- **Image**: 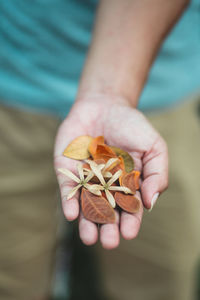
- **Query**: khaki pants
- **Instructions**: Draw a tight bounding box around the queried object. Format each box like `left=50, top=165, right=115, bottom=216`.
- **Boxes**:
left=0, top=105, right=60, bottom=300
left=0, top=98, right=200, bottom=300
left=98, top=97, right=200, bottom=300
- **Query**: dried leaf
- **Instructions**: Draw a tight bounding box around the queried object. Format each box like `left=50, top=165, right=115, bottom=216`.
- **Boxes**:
left=93, top=144, right=117, bottom=161
left=81, top=188, right=116, bottom=224
left=119, top=170, right=141, bottom=193
left=88, top=136, right=105, bottom=157
left=114, top=192, right=140, bottom=213
left=63, top=135, right=93, bottom=160
left=132, top=170, right=140, bottom=190
left=110, top=146, right=134, bottom=172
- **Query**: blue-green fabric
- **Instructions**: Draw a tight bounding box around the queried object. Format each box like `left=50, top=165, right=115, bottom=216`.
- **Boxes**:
left=0, top=0, right=199, bottom=119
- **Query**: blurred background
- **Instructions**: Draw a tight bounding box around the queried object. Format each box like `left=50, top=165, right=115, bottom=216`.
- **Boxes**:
left=0, top=1, right=200, bottom=300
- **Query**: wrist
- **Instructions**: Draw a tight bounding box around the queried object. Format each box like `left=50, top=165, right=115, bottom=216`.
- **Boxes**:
left=75, top=90, right=133, bottom=108
left=77, top=75, right=143, bottom=108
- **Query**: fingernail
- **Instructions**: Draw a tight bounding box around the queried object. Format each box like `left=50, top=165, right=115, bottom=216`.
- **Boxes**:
left=148, top=192, right=159, bottom=212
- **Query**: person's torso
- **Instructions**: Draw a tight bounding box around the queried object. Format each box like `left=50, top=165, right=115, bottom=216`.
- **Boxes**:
left=0, top=0, right=199, bottom=118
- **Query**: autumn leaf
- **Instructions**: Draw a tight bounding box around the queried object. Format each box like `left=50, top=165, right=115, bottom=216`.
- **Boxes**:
left=119, top=170, right=141, bottom=193
left=81, top=188, right=116, bottom=224
left=110, top=146, right=134, bottom=172
left=93, top=144, right=117, bottom=161
left=63, top=135, right=93, bottom=160
left=114, top=192, right=140, bottom=213
left=88, top=136, right=105, bottom=157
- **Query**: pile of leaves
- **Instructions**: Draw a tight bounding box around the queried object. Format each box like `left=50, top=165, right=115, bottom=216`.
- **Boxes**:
left=58, top=136, right=141, bottom=224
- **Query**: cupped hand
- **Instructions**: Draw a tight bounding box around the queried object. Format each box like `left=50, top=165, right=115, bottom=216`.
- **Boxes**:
left=54, top=95, right=168, bottom=249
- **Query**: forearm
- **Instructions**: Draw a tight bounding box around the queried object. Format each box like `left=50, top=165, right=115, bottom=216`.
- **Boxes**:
left=78, top=0, right=189, bottom=106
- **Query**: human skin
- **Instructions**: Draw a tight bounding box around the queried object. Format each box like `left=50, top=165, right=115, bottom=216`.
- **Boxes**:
left=54, top=0, right=189, bottom=249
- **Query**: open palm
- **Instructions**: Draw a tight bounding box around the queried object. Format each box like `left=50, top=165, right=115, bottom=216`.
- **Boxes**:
left=54, top=96, right=168, bottom=249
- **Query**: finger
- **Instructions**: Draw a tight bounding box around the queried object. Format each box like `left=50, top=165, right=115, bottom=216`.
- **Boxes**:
left=55, top=156, right=80, bottom=221
left=141, top=138, right=168, bottom=210
left=100, top=211, right=120, bottom=250
left=120, top=191, right=143, bottom=240
left=79, top=213, right=98, bottom=245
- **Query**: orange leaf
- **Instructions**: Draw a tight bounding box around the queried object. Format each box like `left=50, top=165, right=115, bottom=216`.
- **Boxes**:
left=114, top=192, right=140, bottom=213
left=119, top=170, right=141, bottom=193
left=132, top=170, right=140, bottom=190
left=81, top=188, right=116, bottom=224
left=88, top=136, right=105, bottom=157
left=63, top=135, right=93, bottom=160
left=93, top=144, right=117, bottom=161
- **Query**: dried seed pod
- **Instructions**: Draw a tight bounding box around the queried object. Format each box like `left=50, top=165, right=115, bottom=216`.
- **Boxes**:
left=83, top=159, right=106, bottom=183
left=81, top=188, right=116, bottom=224
left=83, top=158, right=106, bottom=171
left=114, top=192, right=140, bottom=213
left=63, top=135, right=93, bottom=160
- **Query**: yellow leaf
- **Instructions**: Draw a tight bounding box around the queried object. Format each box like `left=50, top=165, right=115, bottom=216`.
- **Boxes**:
left=63, top=135, right=93, bottom=160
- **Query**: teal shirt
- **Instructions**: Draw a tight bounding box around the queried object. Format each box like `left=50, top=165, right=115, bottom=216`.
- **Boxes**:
left=0, top=0, right=199, bottom=119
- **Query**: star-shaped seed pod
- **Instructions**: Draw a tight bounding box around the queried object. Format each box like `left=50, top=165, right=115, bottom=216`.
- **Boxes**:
left=58, top=163, right=101, bottom=199
left=83, top=157, right=120, bottom=179
left=85, top=160, right=133, bottom=208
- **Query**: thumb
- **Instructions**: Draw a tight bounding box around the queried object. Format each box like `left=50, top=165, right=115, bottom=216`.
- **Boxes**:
left=141, top=138, right=168, bottom=210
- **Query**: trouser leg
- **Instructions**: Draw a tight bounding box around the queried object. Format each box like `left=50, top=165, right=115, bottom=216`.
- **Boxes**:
left=97, top=98, right=200, bottom=300
left=0, top=105, right=60, bottom=300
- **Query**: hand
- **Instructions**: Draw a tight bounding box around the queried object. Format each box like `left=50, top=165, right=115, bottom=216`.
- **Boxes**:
left=54, top=94, right=168, bottom=249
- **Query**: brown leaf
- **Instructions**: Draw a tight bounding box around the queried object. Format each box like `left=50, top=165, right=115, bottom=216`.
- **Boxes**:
left=119, top=170, right=141, bottom=193
left=114, top=192, right=140, bottom=213
left=88, top=136, right=105, bottom=157
left=81, top=188, right=116, bottom=224
left=63, top=135, right=93, bottom=160
left=110, top=146, right=134, bottom=172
